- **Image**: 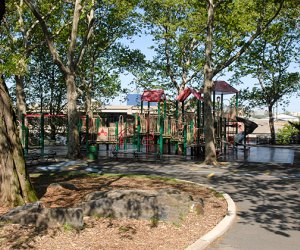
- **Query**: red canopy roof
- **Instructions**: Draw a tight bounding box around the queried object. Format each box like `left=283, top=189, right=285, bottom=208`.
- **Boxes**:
left=213, top=81, right=238, bottom=94
left=141, top=90, right=166, bottom=102
left=200, top=81, right=238, bottom=95
left=176, top=88, right=203, bottom=102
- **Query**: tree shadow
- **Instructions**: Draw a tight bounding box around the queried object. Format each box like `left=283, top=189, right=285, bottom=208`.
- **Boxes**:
left=202, top=168, right=300, bottom=237
left=98, top=158, right=300, bottom=238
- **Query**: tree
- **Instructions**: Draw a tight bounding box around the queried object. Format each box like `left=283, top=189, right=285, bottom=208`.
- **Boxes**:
left=0, top=0, right=38, bottom=207
left=23, top=0, right=96, bottom=158
left=78, top=44, right=145, bottom=117
left=138, top=0, right=206, bottom=95
left=201, top=0, right=286, bottom=164
left=0, top=0, right=63, bottom=144
left=232, top=8, right=300, bottom=144
left=26, top=46, right=66, bottom=115
left=24, top=0, right=139, bottom=158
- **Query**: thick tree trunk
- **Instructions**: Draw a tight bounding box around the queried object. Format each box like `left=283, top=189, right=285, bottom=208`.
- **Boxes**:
left=203, top=0, right=217, bottom=165
left=268, top=104, right=276, bottom=144
left=0, top=75, right=37, bottom=207
left=203, top=74, right=217, bottom=165
left=66, top=73, right=80, bottom=158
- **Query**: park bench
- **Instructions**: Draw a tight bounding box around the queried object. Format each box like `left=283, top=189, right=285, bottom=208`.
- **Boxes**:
left=112, top=149, right=137, bottom=159
left=112, top=149, right=160, bottom=159
left=112, top=149, right=160, bottom=160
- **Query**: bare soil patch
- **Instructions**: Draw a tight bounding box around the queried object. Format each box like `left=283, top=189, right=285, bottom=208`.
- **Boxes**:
left=0, top=173, right=227, bottom=250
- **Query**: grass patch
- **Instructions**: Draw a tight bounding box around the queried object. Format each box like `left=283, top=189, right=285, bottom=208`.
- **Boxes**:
left=210, top=188, right=224, bottom=199
left=63, top=223, right=75, bottom=232
left=149, top=215, right=160, bottom=228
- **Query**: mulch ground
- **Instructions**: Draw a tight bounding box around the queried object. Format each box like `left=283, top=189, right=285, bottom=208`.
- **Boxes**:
left=0, top=173, right=227, bottom=250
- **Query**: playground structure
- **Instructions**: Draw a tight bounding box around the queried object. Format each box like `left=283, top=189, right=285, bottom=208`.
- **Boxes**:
left=77, top=81, right=244, bottom=158
left=21, top=81, right=258, bottom=160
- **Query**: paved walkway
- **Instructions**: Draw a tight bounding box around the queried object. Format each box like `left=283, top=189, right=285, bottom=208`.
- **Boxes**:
left=95, top=146, right=299, bottom=250
left=33, top=145, right=300, bottom=250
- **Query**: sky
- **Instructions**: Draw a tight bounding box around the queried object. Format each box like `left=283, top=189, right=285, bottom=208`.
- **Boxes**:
left=113, top=34, right=299, bottom=113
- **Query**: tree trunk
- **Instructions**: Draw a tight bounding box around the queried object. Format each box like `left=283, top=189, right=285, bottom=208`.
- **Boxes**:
left=203, top=0, right=217, bottom=165
left=203, top=75, right=217, bottom=165
left=0, top=75, right=37, bottom=207
left=85, top=87, right=93, bottom=118
left=15, top=75, right=27, bottom=122
left=268, top=104, right=276, bottom=144
left=15, top=75, right=27, bottom=145
left=66, top=73, right=80, bottom=158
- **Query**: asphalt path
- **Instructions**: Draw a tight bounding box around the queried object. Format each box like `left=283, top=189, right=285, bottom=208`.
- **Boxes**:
left=94, top=157, right=300, bottom=250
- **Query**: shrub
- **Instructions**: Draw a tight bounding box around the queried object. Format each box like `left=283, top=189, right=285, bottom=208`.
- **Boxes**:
left=276, top=123, right=299, bottom=144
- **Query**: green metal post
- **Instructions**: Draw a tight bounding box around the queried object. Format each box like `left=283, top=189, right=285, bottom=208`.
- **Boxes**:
left=115, top=121, right=119, bottom=151
left=25, top=126, right=29, bottom=156
left=159, top=112, right=164, bottom=156
left=40, top=113, right=44, bottom=156
left=190, top=120, right=194, bottom=155
left=156, top=102, right=161, bottom=132
left=147, top=101, right=150, bottom=135
left=220, top=94, right=224, bottom=151
left=190, top=119, right=194, bottom=144
left=183, top=124, right=187, bottom=156
left=221, top=94, right=224, bottom=116
left=163, top=100, right=167, bottom=152
left=96, top=117, right=100, bottom=131
left=137, top=117, right=141, bottom=152
left=182, top=101, right=185, bottom=124
left=182, top=101, right=186, bottom=155
left=124, top=122, right=127, bottom=150
left=86, top=115, right=89, bottom=152
left=197, top=100, right=200, bottom=146
left=175, top=101, right=179, bottom=154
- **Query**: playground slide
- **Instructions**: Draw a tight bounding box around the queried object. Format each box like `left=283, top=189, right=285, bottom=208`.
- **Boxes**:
left=234, top=116, right=258, bottom=144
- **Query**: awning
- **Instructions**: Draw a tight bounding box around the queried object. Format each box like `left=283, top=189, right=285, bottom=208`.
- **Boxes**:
left=176, top=88, right=204, bottom=102
left=141, top=90, right=166, bottom=102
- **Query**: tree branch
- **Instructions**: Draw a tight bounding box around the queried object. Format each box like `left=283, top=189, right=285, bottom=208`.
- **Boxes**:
left=75, top=1, right=95, bottom=70
left=213, top=0, right=285, bottom=76
left=163, top=25, right=179, bottom=92
left=23, top=0, right=69, bottom=75
left=68, top=0, right=83, bottom=71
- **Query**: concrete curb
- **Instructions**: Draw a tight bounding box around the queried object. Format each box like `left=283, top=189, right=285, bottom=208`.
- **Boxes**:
left=186, top=189, right=236, bottom=250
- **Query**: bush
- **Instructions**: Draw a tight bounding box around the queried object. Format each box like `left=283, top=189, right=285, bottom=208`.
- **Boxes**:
left=276, top=123, right=299, bottom=144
